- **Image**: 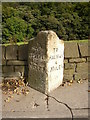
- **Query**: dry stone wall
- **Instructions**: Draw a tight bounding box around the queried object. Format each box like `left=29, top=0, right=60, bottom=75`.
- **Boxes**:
left=1, top=41, right=89, bottom=82
left=64, top=42, right=88, bottom=81
left=1, top=44, right=28, bottom=78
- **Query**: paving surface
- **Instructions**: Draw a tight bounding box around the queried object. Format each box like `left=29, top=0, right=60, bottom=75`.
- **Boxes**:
left=1, top=80, right=89, bottom=119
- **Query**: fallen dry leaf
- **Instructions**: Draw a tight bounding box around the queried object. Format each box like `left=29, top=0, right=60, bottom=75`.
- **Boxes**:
left=4, top=98, right=10, bottom=103
left=77, top=80, right=80, bottom=83
left=16, top=100, right=20, bottom=102
left=9, top=91, right=13, bottom=95
left=2, top=78, right=29, bottom=101
left=69, top=80, right=73, bottom=83
left=68, top=83, right=72, bottom=86
left=25, top=91, right=29, bottom=95
left=11, top=109, right=15, bottom=112
left=8, top=95, right=13, bottom=98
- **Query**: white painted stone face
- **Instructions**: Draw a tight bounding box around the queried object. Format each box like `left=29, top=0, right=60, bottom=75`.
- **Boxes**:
left=46, top=31, right=64, bottom=92
left=28, top=30, right=64, bottom=93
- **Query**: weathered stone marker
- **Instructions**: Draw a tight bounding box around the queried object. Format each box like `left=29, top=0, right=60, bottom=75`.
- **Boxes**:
left=28, top=30, right=64, bottom=93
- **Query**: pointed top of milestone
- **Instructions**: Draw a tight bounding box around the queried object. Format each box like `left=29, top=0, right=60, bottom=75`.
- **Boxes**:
left=36, top=30, right=64, bottom=43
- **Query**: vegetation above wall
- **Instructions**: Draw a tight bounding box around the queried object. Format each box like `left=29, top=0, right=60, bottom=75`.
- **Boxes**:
left=2, top=2, right=89, bottom=43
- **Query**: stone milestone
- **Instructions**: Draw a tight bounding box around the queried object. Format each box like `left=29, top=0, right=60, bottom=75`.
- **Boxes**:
left=28, top=30, right=64, bottom=93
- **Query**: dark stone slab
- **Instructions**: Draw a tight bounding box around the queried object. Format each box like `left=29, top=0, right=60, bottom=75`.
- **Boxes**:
left=15, top=65, right=28, bottom=77
left=0, top=45, right=6, bottom=60
left=2, top=45, right=5, bottom=60
left=18, top=44, right=28, bottom=60
left=6, top=45, right=18, bottom=60
left=2, top=66, right=14, bottom=73
left=15, top=66, right=24, bottom=76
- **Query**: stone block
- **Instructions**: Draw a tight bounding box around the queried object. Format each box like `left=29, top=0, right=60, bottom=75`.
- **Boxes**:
left=2, top=72, right=21, bottom=78
left=74, top=73, right=88, bottom=80
left=64, top=59, right=68, bottom=63
left=69, top=58, right=86, bottom=63
left=2, top=46, right=5, bottom=60
left=0, top=65, right=2, bottom=73
left=28, top=30, right=64, bottom=93
left=87, top=57, right=90, bottom=62
left=78, top=42, right=88, bottom=57
left=18, top=44, right=28, bottom=60
left=64, top=42, right=79, bottom=58
left=0, top=77, right=4, bottom=83
left=2, top=60, right=6, bottom=65
left=64, top=63, right=75, bottom=70
left=7, top=60, right=28, bottom=65
left=2, top=66, right=14, bottom=73
left=0, top=45, right=6, bottom=66
left=15, top=66, right=25, bottom=76
left=63, top=74, right=73, bottom=81
left=64, top=69, right=75, bottom=75
left=0, top=45, right=5, bottom=60
left=76, top=63, right=88, bottom=73
left=6, top=45, right=18, bottom=60
left=0, top=46, right=1, bottom=64
left=64, top=69, right=74, bottom=81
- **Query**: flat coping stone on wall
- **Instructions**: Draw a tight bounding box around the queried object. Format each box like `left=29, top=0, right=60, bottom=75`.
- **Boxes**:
left=64, top=42, right=79, bottom=58
left=78, top=42, right=88, bottom=57
left=28, top=30, right=64, bottom=94
left=6, top=45, right=18, bottom=60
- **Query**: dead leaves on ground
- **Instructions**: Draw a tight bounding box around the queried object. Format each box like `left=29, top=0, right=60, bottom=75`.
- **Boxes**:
left=0, top=78, right=29, bottom=103
left=61, top=79, right=83, bottom=87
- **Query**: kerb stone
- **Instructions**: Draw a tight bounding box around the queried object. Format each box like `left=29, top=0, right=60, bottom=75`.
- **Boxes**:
left=28, top=30, right=64, bottom=93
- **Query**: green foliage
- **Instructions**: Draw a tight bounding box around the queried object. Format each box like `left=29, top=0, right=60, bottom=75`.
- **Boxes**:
left=2, top=16, right=27, bottom=43
left=2, top=2, right=89, bottom=43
